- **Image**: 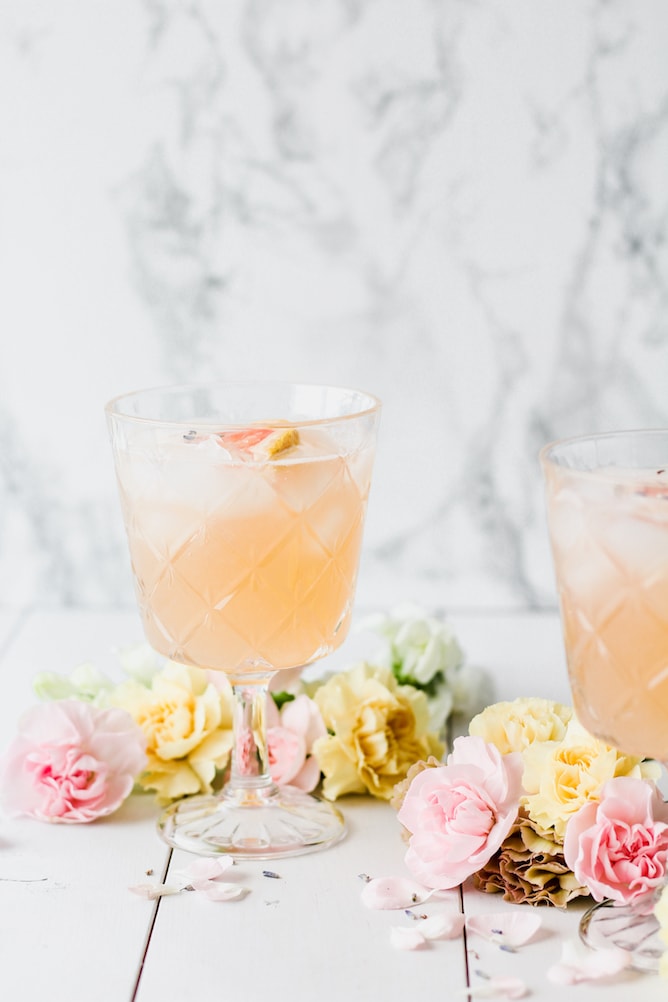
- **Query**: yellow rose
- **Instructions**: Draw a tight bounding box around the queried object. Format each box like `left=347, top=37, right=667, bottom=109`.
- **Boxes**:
left=522, top=717, right=652, bottom=840
left=112, top=663, right=234, bottom=803
left=313, top=663, right=444, bottom=801
left=469, top=697, right=572, bottom=754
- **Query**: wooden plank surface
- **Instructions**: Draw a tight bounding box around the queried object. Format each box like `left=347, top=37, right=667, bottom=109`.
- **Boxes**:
left=1, top=609, right=667, bottom=1000
left=0, top=608, right=168, bottom=1002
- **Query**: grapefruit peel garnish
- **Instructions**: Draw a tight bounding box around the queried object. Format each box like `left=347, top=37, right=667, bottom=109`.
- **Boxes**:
left=216, top=426, right=300, bottom=459
left=264, top=428, right=299, bottom=457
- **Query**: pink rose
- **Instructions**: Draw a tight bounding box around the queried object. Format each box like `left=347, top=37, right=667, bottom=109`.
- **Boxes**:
left=564, top=775, right=668, bottom=907
left=397, top=734, right=523, bottom=889
left=267, top=694, right=326, bottom=792
left=0, top=700, right=146, bottom=823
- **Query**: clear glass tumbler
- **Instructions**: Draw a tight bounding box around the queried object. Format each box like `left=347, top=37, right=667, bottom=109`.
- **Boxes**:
left=106, top=382, right=381, bottom=859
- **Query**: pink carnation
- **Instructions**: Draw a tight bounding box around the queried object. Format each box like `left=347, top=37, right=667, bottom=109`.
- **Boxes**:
left=267, top=694, right=326, bottom=792
left=0, top=700, right=146, bottom=823
left=397, top=734, right=523, bottom=889
left=564, top=775, right=668, bottom=907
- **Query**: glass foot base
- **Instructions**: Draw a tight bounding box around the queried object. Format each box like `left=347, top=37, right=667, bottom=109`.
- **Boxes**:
left=580, top=900, right=663, bottom=972
left=157, top=784, right=347, bottom=860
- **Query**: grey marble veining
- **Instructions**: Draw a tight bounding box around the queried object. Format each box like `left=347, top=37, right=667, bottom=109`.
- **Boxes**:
left=1, top=0, right=667, bottom=612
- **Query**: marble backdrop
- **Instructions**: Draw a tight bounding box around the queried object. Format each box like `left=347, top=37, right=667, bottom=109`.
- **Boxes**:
left=1, top=0, right=667, bottom=612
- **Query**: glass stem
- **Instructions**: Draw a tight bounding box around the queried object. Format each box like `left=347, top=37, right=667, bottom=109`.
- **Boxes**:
left=229, top=681, right=277, bottom=793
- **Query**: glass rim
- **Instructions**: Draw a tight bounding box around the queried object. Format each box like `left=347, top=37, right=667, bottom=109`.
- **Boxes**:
left=540, top=427, right=668, bottom=477
left=105, top=380, right=382, bottom=429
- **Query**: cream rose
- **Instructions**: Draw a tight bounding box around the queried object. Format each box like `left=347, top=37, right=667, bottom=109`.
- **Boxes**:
left=522, top=717, right=655, bottom=840
left=313, top=663, right=444, bottom=801
left=112, top=663, right=234, bottom=803
left=469, top=697, right=572, bottom=755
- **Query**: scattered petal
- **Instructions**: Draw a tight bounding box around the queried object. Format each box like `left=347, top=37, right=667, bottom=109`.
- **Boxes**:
left=466, top=975, right=529, bottom=999
left=420, top=913, right=466, bottom=940
left=547, top=940, right=631, bottom=984
left=174, top=857, right=235, bottom=890
left=129, top=882, right=182, bottom=900
left=200, top=882, right=251, bottom=902
left=390, top=926, right=428, bottom=950
left=466, top=912, right=542, bottom=948
left=131, top=856, right=248, bottom=903
left=360, top=876, right=435, bottom=910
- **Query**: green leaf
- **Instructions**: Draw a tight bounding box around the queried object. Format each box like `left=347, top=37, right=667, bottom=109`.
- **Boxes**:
left=271, top=691, right=296, bottom=710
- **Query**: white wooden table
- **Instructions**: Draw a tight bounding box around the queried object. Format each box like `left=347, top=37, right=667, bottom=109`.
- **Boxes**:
left=1, top=607, right=666, bottom=1001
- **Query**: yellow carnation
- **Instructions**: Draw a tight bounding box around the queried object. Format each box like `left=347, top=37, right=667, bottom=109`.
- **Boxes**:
left=469, top=697, right=572, bottom=754
left=313, top=663, right=444, bottom=801
left=112, top=663, right=234, bottom=803
left=522, top=717, right=653, bottom=840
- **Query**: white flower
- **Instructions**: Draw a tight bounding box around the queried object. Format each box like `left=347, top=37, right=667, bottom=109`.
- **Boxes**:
left=362, top=604, right=463, bottom=687
left=116, top=643, right=163, bottom=685
left=359, top=604, right=484, bottom=732
left=33, top=662, right=114, bottom=705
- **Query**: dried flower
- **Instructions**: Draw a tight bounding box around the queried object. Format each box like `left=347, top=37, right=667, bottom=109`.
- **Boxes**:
left=472, top=809, right=589, bottom=907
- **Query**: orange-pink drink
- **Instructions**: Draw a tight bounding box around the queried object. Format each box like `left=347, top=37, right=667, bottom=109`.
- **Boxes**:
left=544, top=463, right=668, bottom=759
left=116, top=424, right=375, bottom=676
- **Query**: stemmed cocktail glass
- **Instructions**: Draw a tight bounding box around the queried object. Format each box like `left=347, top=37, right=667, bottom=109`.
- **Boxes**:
left=542, top=430, right=668, bottom=970
left=106, top=382, right=380, bottom=859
